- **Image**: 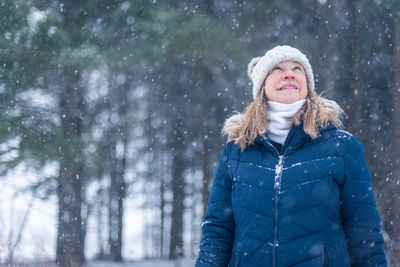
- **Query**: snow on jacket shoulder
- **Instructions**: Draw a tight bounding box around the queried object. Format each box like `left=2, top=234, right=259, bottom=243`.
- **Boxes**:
left=195, top=123, right=387, bottom=267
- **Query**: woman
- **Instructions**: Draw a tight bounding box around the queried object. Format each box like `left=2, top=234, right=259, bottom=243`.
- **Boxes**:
left=195, top=46, right=387, bottom=266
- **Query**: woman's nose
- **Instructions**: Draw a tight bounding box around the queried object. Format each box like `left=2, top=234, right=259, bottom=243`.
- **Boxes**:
left=283, top=71, right=295, bottom=80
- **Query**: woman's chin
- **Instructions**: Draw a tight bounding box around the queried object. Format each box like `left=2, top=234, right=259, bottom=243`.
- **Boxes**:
left=277, top=96, right=301, bottom=104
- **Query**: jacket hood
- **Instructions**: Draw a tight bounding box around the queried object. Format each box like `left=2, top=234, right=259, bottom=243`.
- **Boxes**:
left=224, top=95, right=343, bottom=148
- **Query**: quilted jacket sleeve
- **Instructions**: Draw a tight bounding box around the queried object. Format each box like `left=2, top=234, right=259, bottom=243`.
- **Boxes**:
left=341, top=136, right=387, bottom=267
left=195, top=144, right=235, bottom=267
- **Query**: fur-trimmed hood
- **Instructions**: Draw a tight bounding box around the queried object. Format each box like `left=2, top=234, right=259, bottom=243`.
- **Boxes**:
left=223, top=95, right=343, bottom=149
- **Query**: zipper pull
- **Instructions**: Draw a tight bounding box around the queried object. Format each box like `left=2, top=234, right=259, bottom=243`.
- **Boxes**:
left=274, top=155, right=284, bottom=189
left=278, top=155, right=284, bottom=165
left=275, top=156, right=283, bottom=175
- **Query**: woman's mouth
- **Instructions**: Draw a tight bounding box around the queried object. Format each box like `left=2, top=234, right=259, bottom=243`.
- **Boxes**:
left=279, top=86, right=298, bottom=91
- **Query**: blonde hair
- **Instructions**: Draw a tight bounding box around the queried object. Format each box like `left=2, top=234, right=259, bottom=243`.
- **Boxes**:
left=222, top=85, right=343, bottom=150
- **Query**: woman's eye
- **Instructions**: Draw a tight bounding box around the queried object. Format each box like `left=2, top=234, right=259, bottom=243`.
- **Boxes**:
left=293, top=66, right=302, bottom=71
left=272, top=67, right=281, bottom=71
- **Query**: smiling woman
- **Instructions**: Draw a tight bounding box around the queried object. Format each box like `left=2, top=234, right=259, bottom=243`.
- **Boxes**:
left=195, top=45, right=387, bottom=267
left=263, top=61, right=308, bottom=104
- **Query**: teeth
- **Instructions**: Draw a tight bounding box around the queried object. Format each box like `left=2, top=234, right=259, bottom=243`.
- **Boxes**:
left=281, top=86, right=297, bottom=90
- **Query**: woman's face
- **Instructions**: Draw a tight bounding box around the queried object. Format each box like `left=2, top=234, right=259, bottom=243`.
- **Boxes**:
left=263, top=60, right=308, bottom=104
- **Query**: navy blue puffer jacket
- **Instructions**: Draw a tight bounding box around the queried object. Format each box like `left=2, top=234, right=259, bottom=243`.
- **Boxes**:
left=196, top=123, right=387, bottom=267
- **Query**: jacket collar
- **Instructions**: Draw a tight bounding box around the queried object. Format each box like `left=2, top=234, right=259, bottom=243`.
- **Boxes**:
left=254, top=123, right=337, bottom=156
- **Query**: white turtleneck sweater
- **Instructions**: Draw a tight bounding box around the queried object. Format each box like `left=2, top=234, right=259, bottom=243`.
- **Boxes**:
left=267, top=99, right=306, bottom=145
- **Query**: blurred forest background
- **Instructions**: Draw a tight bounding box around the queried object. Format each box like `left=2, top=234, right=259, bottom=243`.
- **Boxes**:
left=1, top=0, right=399, bottom=266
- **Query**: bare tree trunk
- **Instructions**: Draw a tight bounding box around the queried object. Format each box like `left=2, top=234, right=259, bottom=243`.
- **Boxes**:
left=201, top=135, right=211, bottom=219
left=346, top=0, right=362, bottom=136
left=169, top=120, right=185, bottom=259
left=323, top=1, right=338, bottom=98
left=56, top=71, right=85, bottom=267
left=56, top=154, right=85, bottom=267
left=96, top=187, right=106, bottom=259
left=160, top=174, right=166, bottom=258
left=143, top=209, right=149, bottom=258
left=107, top=76, right=129, bottom=262
left=108, top=132, right=126, bottom=262
left=190, top=177, right=197, bottom=258
left=151, top=202, right=158, bottom=258
left=385, top=11, right=400, bottom=264
left=6, top=192, right=34, bottom=264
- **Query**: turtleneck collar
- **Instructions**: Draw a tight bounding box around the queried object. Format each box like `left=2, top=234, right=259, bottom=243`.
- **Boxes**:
left=267, top=99, right=306, bottom=145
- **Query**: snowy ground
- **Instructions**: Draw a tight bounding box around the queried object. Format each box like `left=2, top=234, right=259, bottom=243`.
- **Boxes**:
left=0, top=258, right=196, bottom=267
left=87, top=258, right=196, bottom=267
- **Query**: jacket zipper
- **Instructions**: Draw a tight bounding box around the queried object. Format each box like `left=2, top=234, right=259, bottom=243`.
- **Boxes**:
left=272, top=155, right=284, bottom=267
left=235, top=242, right=241, bottom=267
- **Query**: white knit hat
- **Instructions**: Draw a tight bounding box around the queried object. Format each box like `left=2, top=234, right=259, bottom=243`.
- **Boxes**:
left=247, top=45, right=315, bottom=100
